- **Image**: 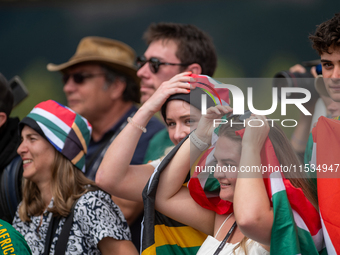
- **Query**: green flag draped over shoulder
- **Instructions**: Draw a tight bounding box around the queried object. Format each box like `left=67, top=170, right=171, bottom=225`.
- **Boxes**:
left=0, top=219, right=31, bottom=255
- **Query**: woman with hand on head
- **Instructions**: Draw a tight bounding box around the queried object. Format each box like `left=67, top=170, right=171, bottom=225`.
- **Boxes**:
left=95, top=72, right=214, bottom=203
left=154, top=105, right=319, bottom=254
left=13, top=100, right=138, bottom=255
left=95, top=72, right=216, bottom=254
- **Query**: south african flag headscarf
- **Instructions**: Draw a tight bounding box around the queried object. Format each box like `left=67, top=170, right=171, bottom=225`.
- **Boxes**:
left=19, top=100, right=92, bottom=172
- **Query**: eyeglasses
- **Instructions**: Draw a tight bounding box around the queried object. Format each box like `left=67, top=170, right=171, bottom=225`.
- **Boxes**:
left=62, top=72, right=106, bottom=84
left=136, top=56, right=192, bottom=74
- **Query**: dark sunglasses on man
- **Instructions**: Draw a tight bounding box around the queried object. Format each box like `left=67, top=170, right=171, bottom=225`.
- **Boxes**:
left=136, top=56, right=192, bottom=74
left=62, top=73, right=106, bottom=85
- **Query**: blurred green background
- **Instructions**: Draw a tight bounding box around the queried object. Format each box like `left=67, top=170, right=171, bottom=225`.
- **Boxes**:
left=1, top=0, right=338, bottom=137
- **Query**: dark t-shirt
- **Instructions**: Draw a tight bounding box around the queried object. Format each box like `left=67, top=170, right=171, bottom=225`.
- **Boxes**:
left=85, top=105, right=165, bottom=180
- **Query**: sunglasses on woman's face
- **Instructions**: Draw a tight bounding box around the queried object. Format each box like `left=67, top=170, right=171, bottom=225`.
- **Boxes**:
left=62, top=72, right=106, bottom=85
left=136, top=56, right=191, bottom=74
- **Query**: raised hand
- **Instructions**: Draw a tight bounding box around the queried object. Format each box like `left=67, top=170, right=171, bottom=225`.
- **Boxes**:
left=141, top=72, right=195, bottom=114
left=195, top=105, right=233, bottom=144
left=242, top=114, right=270, bottom=150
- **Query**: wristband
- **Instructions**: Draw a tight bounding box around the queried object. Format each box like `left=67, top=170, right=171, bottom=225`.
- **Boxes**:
left=127, top=117, right=147, bottom=133
left=190, top=131, right=210, bottom=151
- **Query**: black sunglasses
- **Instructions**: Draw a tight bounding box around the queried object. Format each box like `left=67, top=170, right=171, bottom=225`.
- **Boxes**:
left=62, top=72, right=106, bottom=84
left=136, top=56, right=192, bottom=74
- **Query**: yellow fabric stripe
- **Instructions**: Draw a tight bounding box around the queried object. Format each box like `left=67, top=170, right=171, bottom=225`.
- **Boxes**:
left=72, top=122, right=87, bottom=153
left=71, top=150, right=84, bottom=165
left=154, top=224, right=207, bottom=248
left=141, top=244, right=156, bottom=255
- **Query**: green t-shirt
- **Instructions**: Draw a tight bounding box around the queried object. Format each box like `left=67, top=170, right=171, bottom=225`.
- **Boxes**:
left=0, top=220, right=31, bottom=255
left=143, top=129, right=174, bottom=163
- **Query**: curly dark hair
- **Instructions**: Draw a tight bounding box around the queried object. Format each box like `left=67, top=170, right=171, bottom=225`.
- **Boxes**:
left=143, top=23, right=217, bottom=77
left=309, top=13, right=340, bottom=55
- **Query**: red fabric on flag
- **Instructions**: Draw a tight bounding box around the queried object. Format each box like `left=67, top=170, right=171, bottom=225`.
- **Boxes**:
left=190, top=74, right=230, bottom=106
left=35, top=100, right=76, bottom=127
left=188, top=147, right=233, bottom=215
left=312, top=116, right=340, bottom=253
left=236, top=129, right=321, bottom=236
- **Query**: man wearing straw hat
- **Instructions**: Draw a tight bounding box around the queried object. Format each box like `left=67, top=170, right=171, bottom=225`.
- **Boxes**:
left=47, top=36, right=165, bottom=249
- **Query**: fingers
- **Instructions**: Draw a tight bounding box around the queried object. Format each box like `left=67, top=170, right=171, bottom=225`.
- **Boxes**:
left=245, top=114, right=269, bottom=128
left=206, top=105, right=233, bottom=118
left=310, top=66, right=318, bottom=78
left=158, top=72, right=194, bottom=95
left=289, top=64, right=306, bottom=74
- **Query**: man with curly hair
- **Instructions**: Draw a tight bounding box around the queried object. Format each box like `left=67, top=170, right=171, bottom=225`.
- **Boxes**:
left=308, top=12, right=340, bottom=254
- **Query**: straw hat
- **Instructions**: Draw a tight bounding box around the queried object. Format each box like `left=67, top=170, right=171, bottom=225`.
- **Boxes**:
left=47, top=36, right=140, bottom=84
left=315, top=75, right=329, bottom=97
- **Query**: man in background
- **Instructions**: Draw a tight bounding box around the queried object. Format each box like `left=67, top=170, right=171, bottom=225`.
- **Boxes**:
left=47, top=36, right=165, bottom=249
left=0, top=73, right=23, bottom=223
left=136, top=23, right=217, bottom=163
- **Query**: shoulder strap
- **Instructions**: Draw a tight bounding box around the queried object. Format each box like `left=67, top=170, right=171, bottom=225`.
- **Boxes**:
left=43, top=215, right=61, bottom=255
left=213, top=221, right=237, bottom=255
left=54, top=201, right=77, bottom=255
left=54, top=187, right=99, bottom=254
left=44, top=188, right=100, bottom=254
left=214, top=213, right=233, bottom=238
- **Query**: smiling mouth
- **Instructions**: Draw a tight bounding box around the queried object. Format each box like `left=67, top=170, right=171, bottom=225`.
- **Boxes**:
left=140, top=86, right=155, bottom=92
left=220, top=183, right=231, bottom=187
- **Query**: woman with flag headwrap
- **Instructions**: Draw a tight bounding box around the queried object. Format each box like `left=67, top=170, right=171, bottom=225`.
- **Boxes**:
left=96, top=74, right=222, bottom=254
left=12, top=100, right=138, bottom=255
left=154, top=105, right=323, bottom=255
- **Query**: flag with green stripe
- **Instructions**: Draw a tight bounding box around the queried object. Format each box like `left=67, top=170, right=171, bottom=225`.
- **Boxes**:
left=239, top=129, right=326, bottom=255
left=141, top=136, right=207, bottom=255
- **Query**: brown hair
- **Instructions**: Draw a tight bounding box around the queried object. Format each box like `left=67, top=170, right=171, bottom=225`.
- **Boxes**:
left=309, top=13, right=340, bottom=55
left=143, top=23, right=217, bottom=77
left=19, top=150, right=96, bottom=222
left=218, top=120, right=318, bottom=254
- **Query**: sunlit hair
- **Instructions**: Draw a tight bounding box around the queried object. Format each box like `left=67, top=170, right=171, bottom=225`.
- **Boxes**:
left=218, top=120, right=318, bottom=255
left=19, top=150, right=96, bottom=222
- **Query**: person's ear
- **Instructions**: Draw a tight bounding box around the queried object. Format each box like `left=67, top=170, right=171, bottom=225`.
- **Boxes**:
left=108, top=78, right=127, bottom=100
left=186, top=63, right=202, bottom=75
left=0, top=112, right=7, bottom=128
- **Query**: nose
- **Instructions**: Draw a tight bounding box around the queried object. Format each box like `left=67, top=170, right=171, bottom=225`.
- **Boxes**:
left=173, top=124, right=188, bottom=144
left=137, top=61, right=151, bottom=79
left=213, top=163, right=227, bottom=179
left=17, top=139, right=27, bottom=156
left=331, top=65, right=340, bottom=79
left=63, top=76, right=77, bottom=95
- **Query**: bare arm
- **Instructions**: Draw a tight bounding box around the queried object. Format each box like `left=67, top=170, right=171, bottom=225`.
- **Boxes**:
left=155, top=105, right=232, bottom=235
left=98, top=237, right=138, bottom=255
left=155, top=138, right=215, bottom=235
left=111, top=196, right=144, bottom=225
left=96, top=72, right=194, bottom=201
left=233, top=115, right=272, bottom=247
left=289, top=64, right=318, bottom=158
